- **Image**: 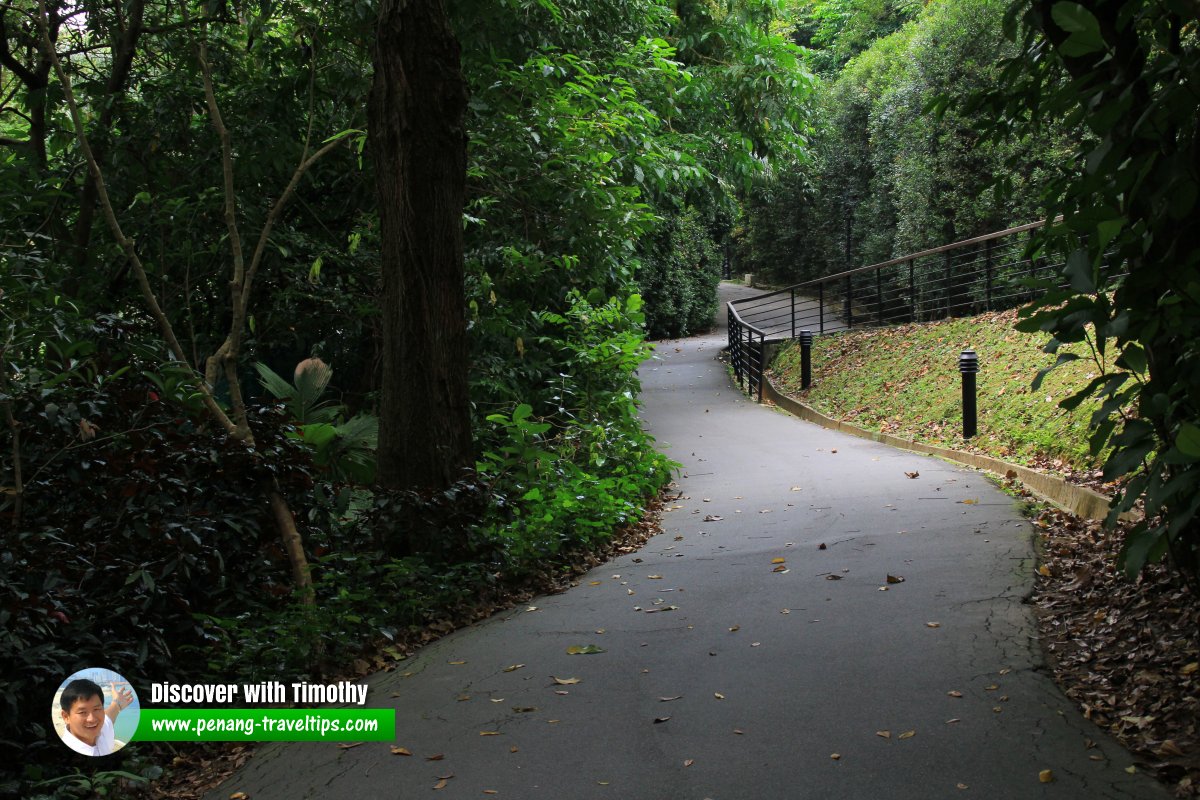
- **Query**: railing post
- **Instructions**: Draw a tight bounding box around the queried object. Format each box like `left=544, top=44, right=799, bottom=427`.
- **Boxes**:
left=819, top=282, right=825, bottom=334
left=984, top=239, right=994, bottom=311
left=959, top=349, right=979, bottom=439
left=909, top=259, right=916, bottom=322
left=943, top=251, right=952, bottom=318
left=799, top=330, right=813, bottom=390
left=790, top=289, right=796, bottom=339
left=875, top=269, right=883, bottom=324
left=845, top=275, right=853, bottom=329
left=745, top=325, right=755, bottom=397
left=757, top=332, right=765, bottom=402
left=730, top=310, right=743, bottom=389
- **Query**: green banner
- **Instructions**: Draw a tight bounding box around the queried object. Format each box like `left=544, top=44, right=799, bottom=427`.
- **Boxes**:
left=135, top=708, right=395, bottom=742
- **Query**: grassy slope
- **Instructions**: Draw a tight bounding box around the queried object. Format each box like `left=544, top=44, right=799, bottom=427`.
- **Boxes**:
left=770, top=308, right=1107, bottom=472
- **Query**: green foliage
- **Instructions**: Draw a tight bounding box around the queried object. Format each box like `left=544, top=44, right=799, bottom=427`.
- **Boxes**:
left=978, top=0, right=1200, bottom=579
left=639, top=208, right=723, bottom=339
left=477, top=291, right=674, bottom=561
left=738, top=0, right=1075, bottom=286
left=792, top=0, right=922, bottom=74
left=2, top=1, right=808, bottom=792
left=0, top=361, right=319, bottom=773
left=255, top=359, right=378, bottom=483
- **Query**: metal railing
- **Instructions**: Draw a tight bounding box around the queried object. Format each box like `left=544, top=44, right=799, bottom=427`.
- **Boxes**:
left=727, top=220, right=1066, bottom=398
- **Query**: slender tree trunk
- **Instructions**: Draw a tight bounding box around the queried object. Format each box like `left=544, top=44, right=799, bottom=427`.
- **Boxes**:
left=72, top=0, right=146, bottom=273
left=369, top=0, right=473, bottom=493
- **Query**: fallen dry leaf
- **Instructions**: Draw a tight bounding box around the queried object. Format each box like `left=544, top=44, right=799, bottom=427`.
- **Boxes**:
left=683, top=759, right=695, bottom=767
left=771, top=557, right=786, bottom=564
left=336, top=742, right=363, bottom=750
left=433, top=779, right=448, bottom=790
left=826, top=574, right=843, bottom=581
left=926, top=622, right=941, bottom=628
left=1181, top=662, right=1199, bottom=676
left=390, top=746, right=412, bottom=756
left=229, top=794, right=248, bottom=800
left=947, top=690, right=963, bottom=698
left=480, top=731, right=501, bottom=736
left=831, top=753, right=841, bottom=760
left=654, top=716, right=671, bottom=724
left=886, top=574, right=905, bottom=584
left=566, top=645, right=606, bottom=655
left=729, top=625, right=740, bottom=632
left=714, top=692, right=725, bottom=700
left=876, top=730, right=891, bottom=739
left=899, top=730, right=916, bottom=740
left=962, top=498, right=979, bottom=505
left=426, top=754, right=445, bottom=761
left=905, top=471, right=919, bottom=479
left=659, top=695, right=682, bottom=702
left=552, top=676, right=581, bottom=685
left=448, top=660, right=466, bottom=665
left=1039, top=770, right=1054, bottom=784
left=510, top=746, right=519, bottom=753
left=503, top=664, right=525, bottom=672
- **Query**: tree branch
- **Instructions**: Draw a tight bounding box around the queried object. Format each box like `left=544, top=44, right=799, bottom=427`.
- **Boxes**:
left=33, top=0, right=238, bottom=440
left=0, top=356, right=23, bottom=532
left=241, top=134, right=348, bottom=320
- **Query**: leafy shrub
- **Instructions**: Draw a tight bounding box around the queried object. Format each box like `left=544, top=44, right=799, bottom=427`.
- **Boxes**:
left=0, top=295, right=316, bottom=779
left=639, top=207, right=722, bottom=339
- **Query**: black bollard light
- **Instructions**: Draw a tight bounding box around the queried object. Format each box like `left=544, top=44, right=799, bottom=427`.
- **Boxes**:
left=799, top=330, right=814, bottom=390
left=959, top=349, right=979, bottom=439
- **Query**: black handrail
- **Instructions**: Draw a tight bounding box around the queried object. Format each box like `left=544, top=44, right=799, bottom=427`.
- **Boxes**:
left=725, top=219, right=1073, bottom=398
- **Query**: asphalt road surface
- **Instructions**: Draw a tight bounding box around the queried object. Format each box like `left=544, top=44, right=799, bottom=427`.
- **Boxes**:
left=210, top=283, right=1167, bottom=800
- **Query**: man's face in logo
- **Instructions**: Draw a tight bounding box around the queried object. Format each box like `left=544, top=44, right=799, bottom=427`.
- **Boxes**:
left=62, top=693, right=105, bottom=745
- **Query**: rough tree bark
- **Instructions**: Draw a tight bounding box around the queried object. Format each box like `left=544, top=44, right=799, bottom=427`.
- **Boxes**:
left=369, top=0, right=474, bottom=493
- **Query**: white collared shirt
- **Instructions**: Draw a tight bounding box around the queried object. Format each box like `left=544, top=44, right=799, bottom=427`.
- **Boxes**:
left=61, top=715, right=116, bottom=756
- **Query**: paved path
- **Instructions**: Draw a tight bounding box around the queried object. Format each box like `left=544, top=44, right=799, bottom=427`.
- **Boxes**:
left=212, top=283, right=1167, bottom=800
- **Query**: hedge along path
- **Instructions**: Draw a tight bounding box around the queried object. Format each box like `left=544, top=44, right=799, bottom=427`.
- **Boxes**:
left=209, top=282, right=1168, bottom=800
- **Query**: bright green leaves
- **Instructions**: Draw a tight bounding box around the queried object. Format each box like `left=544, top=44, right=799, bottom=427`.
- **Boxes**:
left=990, top=0, right=1200, bottom=579
left=1176, top=424, right=1200, bottom=461
left=1049, top=3, right=1105, bottom=57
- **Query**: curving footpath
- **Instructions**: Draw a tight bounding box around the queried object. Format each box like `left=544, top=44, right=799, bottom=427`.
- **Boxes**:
left=210, top=282, right=1168, bottom=800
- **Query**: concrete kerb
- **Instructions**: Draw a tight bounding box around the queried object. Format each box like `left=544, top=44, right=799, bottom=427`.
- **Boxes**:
left=718, top=342, right=1116, bottom=521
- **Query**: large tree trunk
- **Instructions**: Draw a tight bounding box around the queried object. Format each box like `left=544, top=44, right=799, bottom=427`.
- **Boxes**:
left=369, top=0, right=473, bottom=493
